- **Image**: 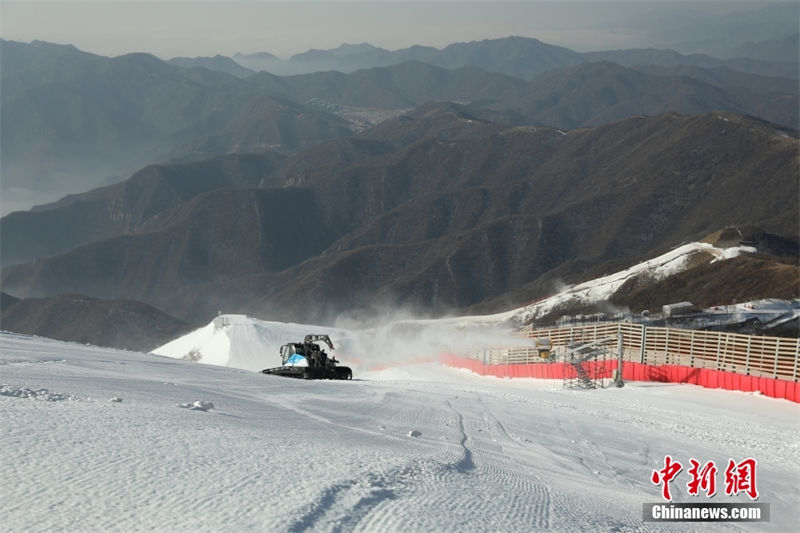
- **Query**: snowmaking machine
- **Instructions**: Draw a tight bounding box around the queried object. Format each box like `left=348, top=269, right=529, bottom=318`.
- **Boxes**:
left=261, top=334, right=352, bottom=380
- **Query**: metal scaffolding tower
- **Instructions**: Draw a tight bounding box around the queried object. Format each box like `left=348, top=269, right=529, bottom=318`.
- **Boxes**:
left=562, top=337, right=618, bottom=390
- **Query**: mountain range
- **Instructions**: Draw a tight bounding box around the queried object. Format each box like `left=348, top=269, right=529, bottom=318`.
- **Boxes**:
left=228, top=23, right=799, bottom=80
left=1, top=40, right=352, bottom=212
left=3, top=35, right=798, bottom=213
left=1, top=32, right=798, bottom=349
left=3, top=107, right=797, bottom=328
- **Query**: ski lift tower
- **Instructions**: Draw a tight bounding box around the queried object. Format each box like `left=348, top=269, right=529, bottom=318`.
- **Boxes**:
left=562, top=336, right=621, bottom=390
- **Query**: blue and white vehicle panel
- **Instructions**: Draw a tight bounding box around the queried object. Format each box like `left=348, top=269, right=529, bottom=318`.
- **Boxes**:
left=284, top=353, right=308, bottom=367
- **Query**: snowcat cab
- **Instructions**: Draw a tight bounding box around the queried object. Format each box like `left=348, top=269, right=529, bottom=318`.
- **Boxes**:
left=261, top=334, right=352, bottom=380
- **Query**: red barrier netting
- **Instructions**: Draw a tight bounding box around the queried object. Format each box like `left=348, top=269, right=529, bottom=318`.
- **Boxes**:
left=439, top=354, right=799, bottom=403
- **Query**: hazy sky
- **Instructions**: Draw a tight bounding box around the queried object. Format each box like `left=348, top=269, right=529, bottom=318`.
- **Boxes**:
left=0, top=1, right=785, bottom=59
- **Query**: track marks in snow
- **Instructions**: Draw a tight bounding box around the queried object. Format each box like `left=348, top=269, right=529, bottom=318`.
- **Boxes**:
left=0, top=357, right=66, bottom=366
left=453, top=393, right=553, bottom=530
left=283, top=390, right=558, bottom=532
left=287, top=472, right=400, bottom=532
left=446, top=398, right=476, bottom=473
left=5, top=333, right=796, bottom=532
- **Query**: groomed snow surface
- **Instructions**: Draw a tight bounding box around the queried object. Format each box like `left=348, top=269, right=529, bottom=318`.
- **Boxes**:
left=2, top=330, right=798, bottom=532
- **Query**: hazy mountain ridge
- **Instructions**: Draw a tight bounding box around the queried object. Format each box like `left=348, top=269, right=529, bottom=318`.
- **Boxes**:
left=0, top=39, right=352, bottom=212
left=3, top=111, right=797, bottom=324
left=1, top=152, right=287, bottom=266
left=167, top=55, right=255, bottom=78
left=250, top=59, right=798, bottom=129
left=2, top=31, right=798, bottom=330
left=230, top=25, right=798, bottom=79
left=250, top=61, right=532, bottom=110
left=631, top=3, right=798, bottom=59
left=493, top=60, right=798, bottom=130
left=582, top=47, right=798, bottom=79
left=4, top=34, right=797, bottom=215
left=728, top=32, right=799, bottom=63
left=235, top=36, right=583, bottom=78
left=0, top=293, right=192, bottom=351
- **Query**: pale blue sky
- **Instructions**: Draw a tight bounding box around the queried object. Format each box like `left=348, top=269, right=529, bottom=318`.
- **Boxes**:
left=0, top=1, right=785, bottom=59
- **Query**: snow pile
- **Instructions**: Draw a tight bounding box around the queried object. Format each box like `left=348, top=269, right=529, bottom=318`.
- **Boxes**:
left=512, top=242, right=756, bottom=323
left=176, top=400, right=215, bottom=411
left=152, top=314, right=344, bottom=371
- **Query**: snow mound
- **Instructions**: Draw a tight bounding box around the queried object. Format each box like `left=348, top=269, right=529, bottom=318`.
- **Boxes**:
left=177, top=400, right=215, bottom=412
left=152, top=314, right=344, bottom=372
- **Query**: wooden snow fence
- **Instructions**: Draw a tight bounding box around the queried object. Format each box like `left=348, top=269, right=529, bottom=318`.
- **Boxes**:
left=444, top=322, right=800, bottom=402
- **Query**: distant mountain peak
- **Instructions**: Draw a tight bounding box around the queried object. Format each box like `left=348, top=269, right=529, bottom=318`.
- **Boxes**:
left=330, top=43, right=384, bottom=56
left=113, top=51, right=167, bottom=66
left=29, top=39, right=79, bottom=51
left=234, top=51, right=280, bottom=61
left=167, top=54, right=255, bottom=78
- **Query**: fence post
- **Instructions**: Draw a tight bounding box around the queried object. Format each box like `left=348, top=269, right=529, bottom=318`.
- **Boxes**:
left=744, top=335, right=752, bottom=376
left=613, top=332, right=625, bottom=388
left=640, top=325, right=647, bottom=364
left=715, top=333, right=723, bottom=370
left=773, top=340, right=780, bottom=379
left=689, top=330, right=696, bottom=368
left=794, top=338, right=800, bottom=382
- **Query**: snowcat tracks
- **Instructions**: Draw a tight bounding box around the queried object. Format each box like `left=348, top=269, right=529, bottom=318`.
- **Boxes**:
left=260, top=366, right=353, bottom=380
left=334, top=367, right=353, bottom=380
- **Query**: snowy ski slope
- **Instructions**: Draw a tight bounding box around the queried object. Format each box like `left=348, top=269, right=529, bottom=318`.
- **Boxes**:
left=2, top=332, right=798, bottom=532
left=510, top=242, right=758, bottom=323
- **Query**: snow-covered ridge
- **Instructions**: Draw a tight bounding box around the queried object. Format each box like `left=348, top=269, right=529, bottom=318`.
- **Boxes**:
left=511, top=242, right=756, bottom=324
